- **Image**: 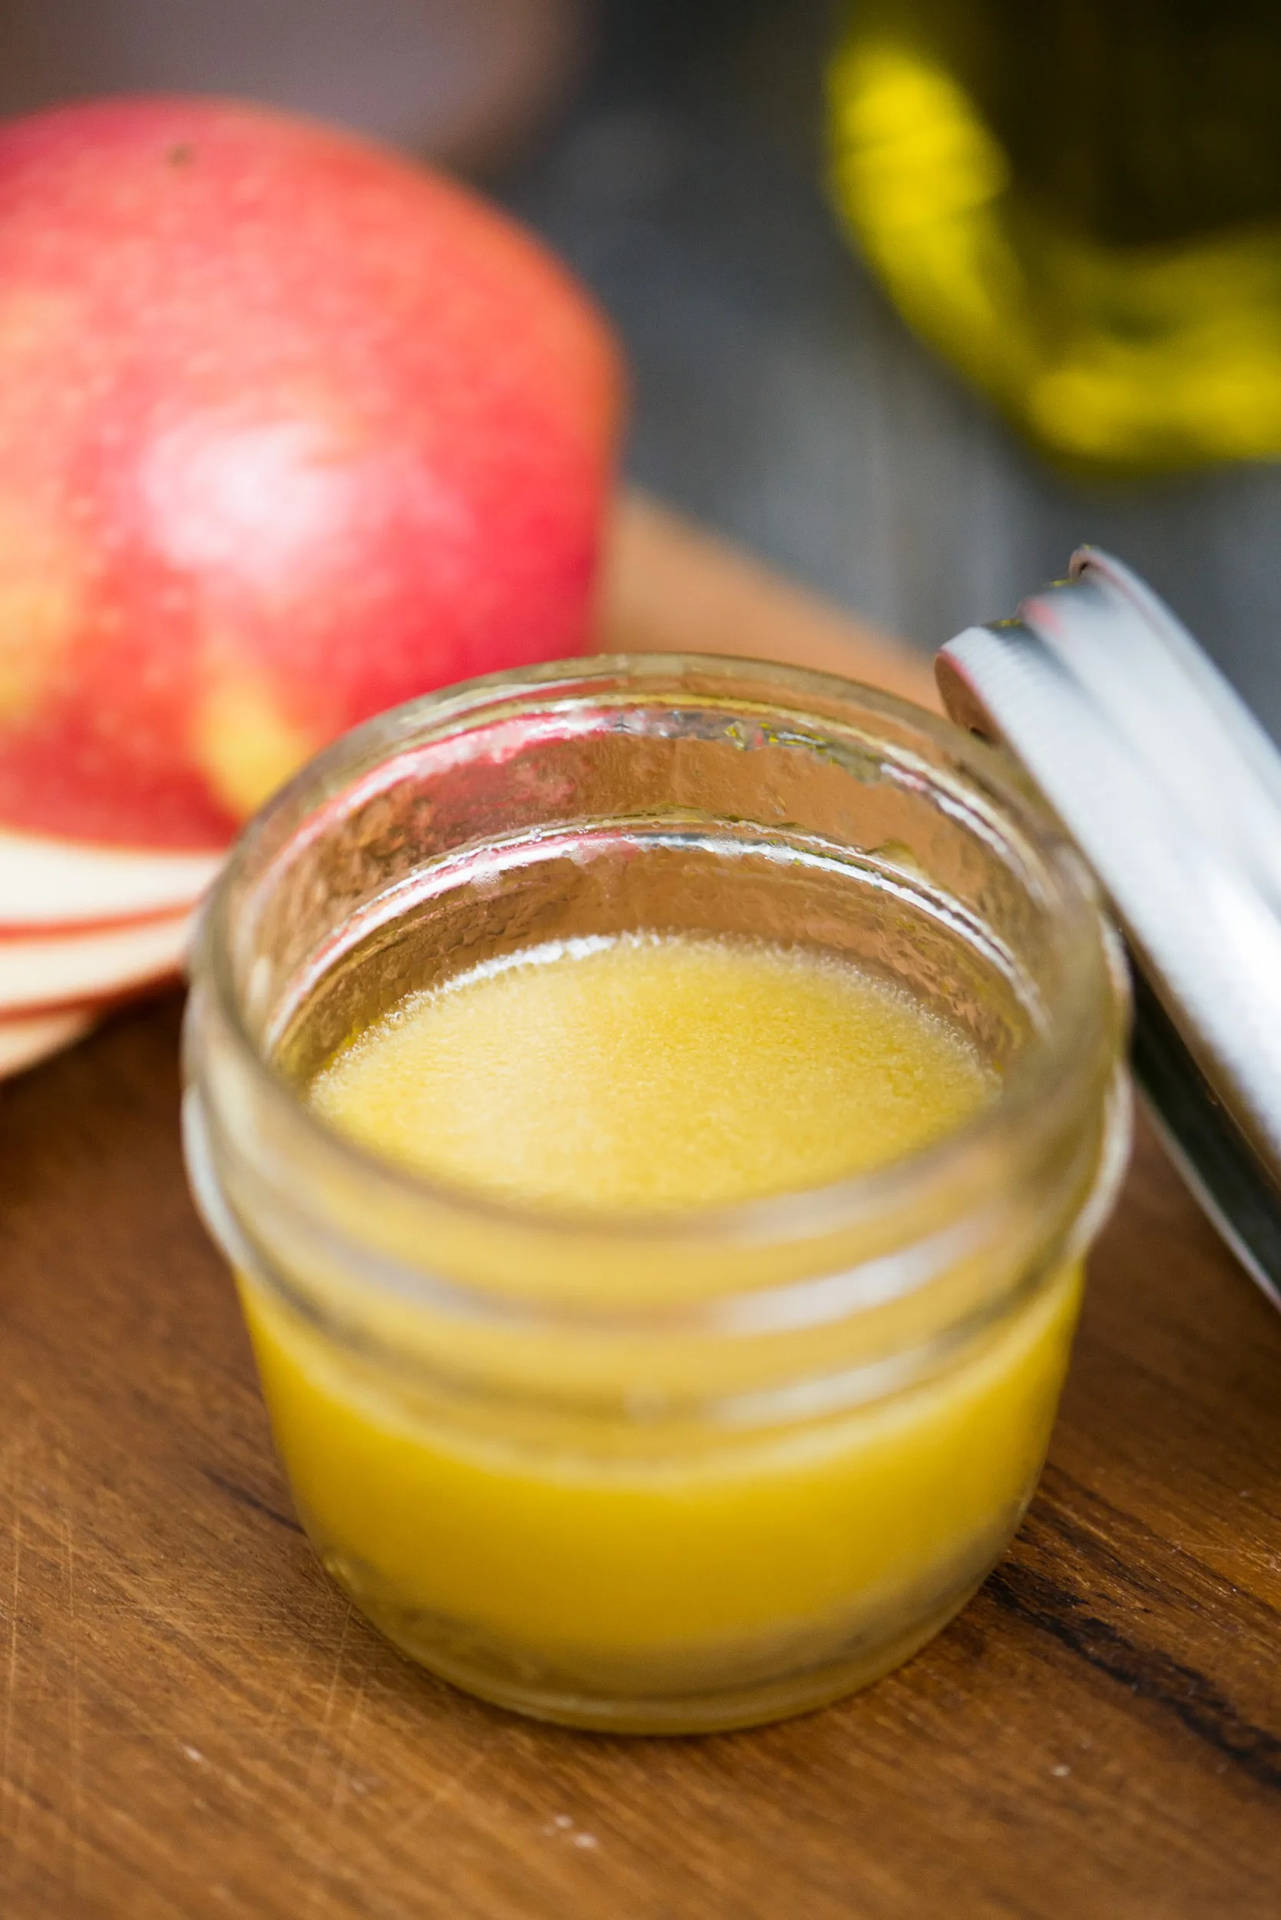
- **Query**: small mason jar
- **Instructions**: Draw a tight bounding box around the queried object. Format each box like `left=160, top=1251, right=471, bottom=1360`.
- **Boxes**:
left=182, top=654, right=1129, bottom=1734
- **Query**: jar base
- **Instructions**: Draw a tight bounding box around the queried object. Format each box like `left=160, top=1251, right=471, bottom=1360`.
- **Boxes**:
left=322, top=1542, right=1003, bottom=1735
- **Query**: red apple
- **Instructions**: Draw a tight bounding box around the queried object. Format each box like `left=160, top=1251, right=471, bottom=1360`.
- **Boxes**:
left=0, top=96, right=622, bottom=852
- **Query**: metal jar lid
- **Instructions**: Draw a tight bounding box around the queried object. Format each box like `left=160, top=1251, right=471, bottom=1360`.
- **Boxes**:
left=937, top=548, right=1281, bottom=1309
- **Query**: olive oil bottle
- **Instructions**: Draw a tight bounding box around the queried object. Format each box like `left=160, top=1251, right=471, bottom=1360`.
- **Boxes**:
left=828, top=1, right=1281, bottom=471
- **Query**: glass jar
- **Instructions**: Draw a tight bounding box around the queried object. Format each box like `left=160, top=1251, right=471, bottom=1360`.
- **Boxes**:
left=182, top=654, right=1129, bottom=1733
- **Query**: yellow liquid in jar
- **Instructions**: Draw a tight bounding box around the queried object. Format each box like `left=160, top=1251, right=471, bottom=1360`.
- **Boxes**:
left=240, top=933, right=1081, bottom=1727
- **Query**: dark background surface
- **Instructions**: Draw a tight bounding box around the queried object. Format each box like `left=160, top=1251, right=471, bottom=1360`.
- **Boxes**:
left=505, top=0, right=1281, bottom=738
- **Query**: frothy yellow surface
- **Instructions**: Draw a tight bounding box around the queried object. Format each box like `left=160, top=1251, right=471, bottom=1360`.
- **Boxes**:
left=310, top=934, right=994, bottom=1212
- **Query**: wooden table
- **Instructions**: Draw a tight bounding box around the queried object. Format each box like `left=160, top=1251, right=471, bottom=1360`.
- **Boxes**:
left=4, top=502, right=1280, bottom=1919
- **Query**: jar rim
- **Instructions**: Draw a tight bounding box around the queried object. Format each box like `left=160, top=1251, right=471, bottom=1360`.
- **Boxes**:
left=189, top=651, right=1127, bottom=1304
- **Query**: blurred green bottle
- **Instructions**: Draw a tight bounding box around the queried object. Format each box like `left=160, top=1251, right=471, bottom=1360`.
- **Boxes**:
left=828, top=1, right=1281, bottom=472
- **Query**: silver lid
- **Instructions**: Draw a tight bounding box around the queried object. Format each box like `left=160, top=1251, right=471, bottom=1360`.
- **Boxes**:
left=937, top=549, right=1281, bottom=1308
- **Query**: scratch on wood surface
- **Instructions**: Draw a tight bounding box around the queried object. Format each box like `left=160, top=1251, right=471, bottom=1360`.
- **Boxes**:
left=324, top=1665, right=367, bottom=1827
left=1164, top=1540, right=1281, bottom=1583
left=62, top=1487, right=84, bottom=1897
left=253, top=1584, right=349, bottom=1747
left=289, top=1749, right=501, bottom=1908
left=376, top=1745, right=494, bottom=1855
left=1043, top=1466, right=1281, bottom=1609
left=287, top=1601, right=495, bottom=1905
left=308, top=1604, right=355, bottom=1801
left=2, top=1498, right=28, bottom=1857
left=295, top=1604, right=363, bottom=1917
left=3, top=1505, right=19, bottom=1790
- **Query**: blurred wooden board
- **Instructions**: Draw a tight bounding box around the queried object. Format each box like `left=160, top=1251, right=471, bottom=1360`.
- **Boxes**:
left=3, top=497, right=1279, bottom=1919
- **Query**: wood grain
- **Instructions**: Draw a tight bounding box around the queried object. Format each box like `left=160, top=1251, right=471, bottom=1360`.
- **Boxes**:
left=601, top=493, right=928, bottom=704
left=3, top=499, right=1280, bottom=1919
